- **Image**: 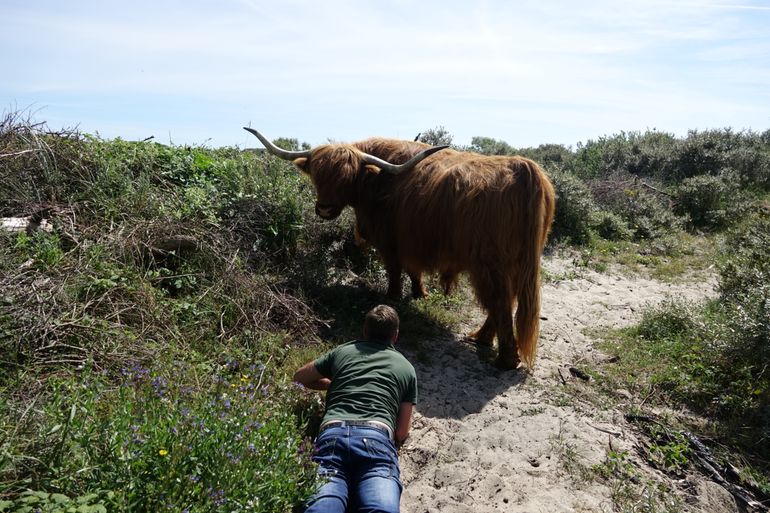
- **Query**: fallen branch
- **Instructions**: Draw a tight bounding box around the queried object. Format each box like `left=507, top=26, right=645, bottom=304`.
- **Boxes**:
left=587, top=422, right=622, bottom=437
left=639, top=180, right=675, bottom=198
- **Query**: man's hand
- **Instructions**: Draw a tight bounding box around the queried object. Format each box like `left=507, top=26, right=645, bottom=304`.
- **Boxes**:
left=293, top=361, right=331, bottom=391
left=395, top=402, right=413, bottom=446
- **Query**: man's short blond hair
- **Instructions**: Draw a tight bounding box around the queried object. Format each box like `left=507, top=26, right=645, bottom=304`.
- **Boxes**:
left=363, top=305, right=399, bottom=341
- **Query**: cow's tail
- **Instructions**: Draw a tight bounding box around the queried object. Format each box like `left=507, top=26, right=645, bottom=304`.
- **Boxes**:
left=516, top=160, right=555, bottom=368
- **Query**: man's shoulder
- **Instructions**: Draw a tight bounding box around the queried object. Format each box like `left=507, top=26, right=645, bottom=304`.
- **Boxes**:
left=386, top=347, right=417, bottom=377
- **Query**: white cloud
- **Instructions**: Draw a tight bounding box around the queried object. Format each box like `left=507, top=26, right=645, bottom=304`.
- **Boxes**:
left=2, top=0, right=768, bottom=146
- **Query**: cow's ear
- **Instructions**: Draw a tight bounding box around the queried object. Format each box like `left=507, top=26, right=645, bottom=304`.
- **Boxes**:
left=292, top=157, right=309, bottom=174
left=364, top=164, right=382, bottom=174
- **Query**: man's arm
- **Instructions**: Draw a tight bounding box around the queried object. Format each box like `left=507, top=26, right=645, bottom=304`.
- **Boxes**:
left=394, top=402, right=414, bottom=446
left=293, top=361, right=332, bottom=391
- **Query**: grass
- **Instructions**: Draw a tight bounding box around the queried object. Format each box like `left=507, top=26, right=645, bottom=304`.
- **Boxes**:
left=593, top=304, right=770, bottom=500
left=1, top=356, right=317, bottom=512
left=590, top=450, right=685, bottom=513
left=565, top=233, right=719, bottom=282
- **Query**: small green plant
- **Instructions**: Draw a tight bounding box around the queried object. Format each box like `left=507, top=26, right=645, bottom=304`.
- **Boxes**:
left=591, top=449, right=684, bottom=513
left=0, top=490, right=111, bottom=513
left=1, top=361, right=318, bottom=512
left=591, top=449, right=634, bottom=480
left=15, top=232, right=65, bottom=269
left=646, top=428, right=691, bottom=474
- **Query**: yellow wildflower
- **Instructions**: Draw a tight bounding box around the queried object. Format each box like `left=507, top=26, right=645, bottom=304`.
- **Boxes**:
left=158, top=449, right=168, bottom=456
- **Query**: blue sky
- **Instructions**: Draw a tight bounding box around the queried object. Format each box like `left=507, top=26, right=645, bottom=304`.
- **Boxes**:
left=2, top=0, right=769, bottom=149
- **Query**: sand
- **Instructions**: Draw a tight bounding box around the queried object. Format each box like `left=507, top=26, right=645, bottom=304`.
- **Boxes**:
left=398, top=255, right=739, bottom=513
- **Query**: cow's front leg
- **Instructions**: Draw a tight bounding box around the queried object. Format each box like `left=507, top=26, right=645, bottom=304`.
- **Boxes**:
left=384, top=260, right=403, bottom=300
left=407, top=271, right=428, bottom=299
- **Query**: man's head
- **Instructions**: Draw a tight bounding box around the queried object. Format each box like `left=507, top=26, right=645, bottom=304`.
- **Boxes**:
left=363, top=305, right=400, bottom=343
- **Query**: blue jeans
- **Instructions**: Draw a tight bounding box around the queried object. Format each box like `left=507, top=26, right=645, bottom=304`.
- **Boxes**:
left=304, top=424, right=402, bottom=513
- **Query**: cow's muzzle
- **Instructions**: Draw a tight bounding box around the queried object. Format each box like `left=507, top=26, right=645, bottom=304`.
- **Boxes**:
left=315, top=203, right=342, bottom=220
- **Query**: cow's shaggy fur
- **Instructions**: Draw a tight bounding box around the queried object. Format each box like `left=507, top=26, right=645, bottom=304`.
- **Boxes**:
left=291, top=138, right=555, bottom=370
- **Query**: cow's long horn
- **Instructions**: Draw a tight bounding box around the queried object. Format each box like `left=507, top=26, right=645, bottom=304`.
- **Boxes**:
left=360, top=145, right=449, bottom=175
left=243, top=127, right=312, bottom=160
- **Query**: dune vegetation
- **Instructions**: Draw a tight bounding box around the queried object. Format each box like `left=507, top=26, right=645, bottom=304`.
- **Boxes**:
left=1, top=114, right=769, bottom=511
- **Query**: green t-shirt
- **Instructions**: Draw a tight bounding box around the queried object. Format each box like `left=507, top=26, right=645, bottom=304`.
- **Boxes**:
left=314, top=339, right=418, bottom=432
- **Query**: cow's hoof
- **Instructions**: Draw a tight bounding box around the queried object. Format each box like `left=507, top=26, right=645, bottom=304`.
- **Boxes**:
left=494, top=355, right=521, bottom=370
left=468, top=331, right=494, bottom=347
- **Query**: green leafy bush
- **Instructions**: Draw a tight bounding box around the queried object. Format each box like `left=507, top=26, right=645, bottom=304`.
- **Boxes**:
left=468, top=136, right=513, bottom=155
left=673, top=174, right=741, bottom=231
left=548, top=169, right=596, bottom=244
left=0, top=117, right=331, bottom=511
left=1, top=362, right=318, bottom=512
left=591, top=211, right=633, bottom=241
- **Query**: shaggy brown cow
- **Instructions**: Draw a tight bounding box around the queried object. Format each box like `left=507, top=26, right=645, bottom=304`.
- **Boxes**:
left=245, top=128, right=555, bottom=370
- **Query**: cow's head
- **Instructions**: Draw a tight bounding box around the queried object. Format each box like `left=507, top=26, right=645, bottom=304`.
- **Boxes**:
left=244, top=128, right=447, bottom=220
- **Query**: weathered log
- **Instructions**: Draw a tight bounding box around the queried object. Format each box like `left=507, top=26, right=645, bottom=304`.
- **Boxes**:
left=1, top=216, right=53, bottom=234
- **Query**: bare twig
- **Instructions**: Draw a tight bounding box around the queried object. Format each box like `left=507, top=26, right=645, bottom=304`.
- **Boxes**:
left=587, top=422, right=622, bottom=437
left=255, top=355, right=273, bottom=391
left=0, top=148, right=42, bottom=158
left=639, top=180, right=675, bottom=198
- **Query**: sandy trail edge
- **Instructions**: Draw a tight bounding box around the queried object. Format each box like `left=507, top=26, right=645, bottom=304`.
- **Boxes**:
left=398, top=255, right=736, bottom=513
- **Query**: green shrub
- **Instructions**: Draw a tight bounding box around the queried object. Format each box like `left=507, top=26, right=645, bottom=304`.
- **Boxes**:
left=519, top=144, right=573, bottom=169
left=599, top=186, right=680, bottom=241
left=567, top=131, right=678, bottom=181
left=632, top=299, right=699, bottom=343
left=468, top=136, right=513, bottom=156
left=673, top=174, right=740, bottom=231
left=0, top=361, right=318, bottom=512
left=591, top=211, right=633, bottom=241
left=549, top=169, right=596, bottom=244
left=668, top=129, right=770, bottom=189
left=719, top=211, right=770, bottom=299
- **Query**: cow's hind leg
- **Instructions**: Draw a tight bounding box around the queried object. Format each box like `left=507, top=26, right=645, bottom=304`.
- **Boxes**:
left=492, top=298, right=519, bottom=370
left=469, top=316, right=495, bottom=347
left=470, top=267, right=519, bottom=369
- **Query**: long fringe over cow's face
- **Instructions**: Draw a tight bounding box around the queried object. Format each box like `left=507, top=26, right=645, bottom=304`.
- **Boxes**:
left=293, top=145, right=375, bottom=220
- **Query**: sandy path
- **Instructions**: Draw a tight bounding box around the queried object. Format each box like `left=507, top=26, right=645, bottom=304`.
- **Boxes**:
left=398, top=256, right=728, bottom=513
